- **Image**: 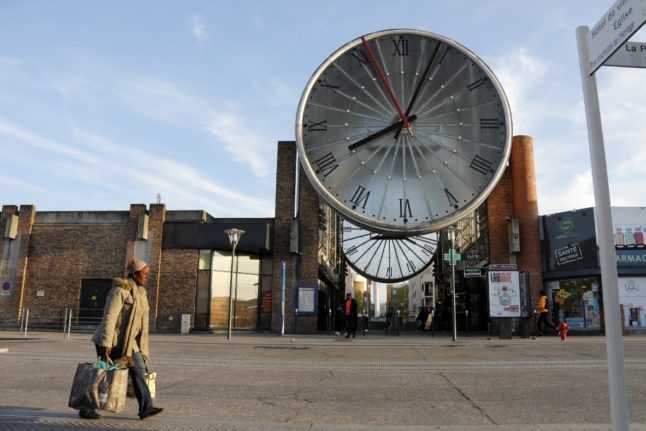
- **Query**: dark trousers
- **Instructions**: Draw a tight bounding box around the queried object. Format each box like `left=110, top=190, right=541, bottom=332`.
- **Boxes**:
left=344, top=315, right=356, bottom=336
left=89, top=345, right=154, bottom=415
left=537, top=312, right=556, bottom=335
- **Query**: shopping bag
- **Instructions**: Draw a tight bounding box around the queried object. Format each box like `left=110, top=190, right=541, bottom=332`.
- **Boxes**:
left=68, top=359, right=128, bottom=413
left=127, top=371, right=157, bottom=399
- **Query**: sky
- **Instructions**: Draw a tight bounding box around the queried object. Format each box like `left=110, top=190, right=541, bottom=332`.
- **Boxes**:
left=1, top=0, right=645, bottom=219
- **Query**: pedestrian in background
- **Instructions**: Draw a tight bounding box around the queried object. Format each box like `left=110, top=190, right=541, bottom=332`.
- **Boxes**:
left=416, top=307, right=428, bottom=331
left=343, top=293, right=357, bottom=338
left=537, top=290, right=557, bottom=336
left=79, top=259, right=163, bottom=420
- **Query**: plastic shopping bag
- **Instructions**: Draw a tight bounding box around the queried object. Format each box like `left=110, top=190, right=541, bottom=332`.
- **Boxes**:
left=68, top=359, right=128, bottom=412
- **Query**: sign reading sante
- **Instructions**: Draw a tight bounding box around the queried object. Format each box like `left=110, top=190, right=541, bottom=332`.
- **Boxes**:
left=586, top=0, right=646, bottom=74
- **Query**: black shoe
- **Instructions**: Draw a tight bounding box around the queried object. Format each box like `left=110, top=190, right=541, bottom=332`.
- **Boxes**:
left=139, top=407, right=164, bottom=420
left=345, top=334, right=349, bottom=338
left=79, top=409, right=101, bottom=420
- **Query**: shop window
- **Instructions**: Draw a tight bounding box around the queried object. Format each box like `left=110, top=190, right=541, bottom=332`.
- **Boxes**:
left=551, top=277, right=601, bottom=330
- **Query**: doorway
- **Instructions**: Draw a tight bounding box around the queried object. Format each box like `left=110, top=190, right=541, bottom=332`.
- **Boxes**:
left=79, top=279, right=112, bottom=324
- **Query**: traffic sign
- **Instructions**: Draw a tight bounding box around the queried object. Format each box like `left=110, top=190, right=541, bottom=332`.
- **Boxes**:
left=605, top=41, right=646, bottom=67
left=586, top=0, right=646, bottom=74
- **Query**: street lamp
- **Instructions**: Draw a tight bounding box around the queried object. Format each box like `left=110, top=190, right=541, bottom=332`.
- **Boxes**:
left=225, top=228, right=245, bottom=340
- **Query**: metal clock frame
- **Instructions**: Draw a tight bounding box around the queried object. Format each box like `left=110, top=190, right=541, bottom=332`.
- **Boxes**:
left=341, top=219, right=438, bottom=283
left=296, top=28, right=512, bottom=235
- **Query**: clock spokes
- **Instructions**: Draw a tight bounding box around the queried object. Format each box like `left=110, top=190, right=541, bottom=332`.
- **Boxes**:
left=361, top=36, right=414, bottom=137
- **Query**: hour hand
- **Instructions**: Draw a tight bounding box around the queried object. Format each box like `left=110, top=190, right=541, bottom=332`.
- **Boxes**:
left=348, top=114, right=417, bottom=152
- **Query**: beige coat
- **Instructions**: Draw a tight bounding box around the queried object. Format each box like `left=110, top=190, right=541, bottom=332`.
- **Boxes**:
left=92, top=277, right=150, bottom=359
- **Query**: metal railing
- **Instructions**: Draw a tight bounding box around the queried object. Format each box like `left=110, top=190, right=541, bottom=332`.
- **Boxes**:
left=2, top=308, right=191, bottom=337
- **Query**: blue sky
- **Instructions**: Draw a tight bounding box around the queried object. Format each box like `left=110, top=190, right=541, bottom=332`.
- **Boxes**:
left=1, top=1, right=645, bottom=218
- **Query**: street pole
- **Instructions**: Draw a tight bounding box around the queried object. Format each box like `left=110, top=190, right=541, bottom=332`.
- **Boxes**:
left=225, top=228, right=245, bottom=341
left=450, top=227, right=457, bottom=342
left=576, top=26, right=628, bottom=431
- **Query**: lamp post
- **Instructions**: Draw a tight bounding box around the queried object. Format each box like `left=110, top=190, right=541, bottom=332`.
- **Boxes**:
left=225, top=228, right=245, bottom=340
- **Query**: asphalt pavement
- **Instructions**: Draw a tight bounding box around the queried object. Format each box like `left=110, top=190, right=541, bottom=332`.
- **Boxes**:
left=1, top=329, right=646, bottom=431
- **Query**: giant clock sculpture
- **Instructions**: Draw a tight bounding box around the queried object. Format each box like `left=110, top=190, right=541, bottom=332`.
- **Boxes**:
left=296, top=29, right=512, bottom=235
left=342, top=219, right=437, bottom=283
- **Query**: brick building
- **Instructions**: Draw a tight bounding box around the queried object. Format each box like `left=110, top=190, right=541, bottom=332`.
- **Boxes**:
left=0, top=137, right=541, bottom=335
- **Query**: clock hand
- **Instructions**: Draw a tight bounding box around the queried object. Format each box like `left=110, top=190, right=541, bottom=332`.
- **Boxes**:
left=361, top=36, right=414, bottom=137
left=394, top=42, right=442, bottom=140
left=348, top=114, right=417, bottom=151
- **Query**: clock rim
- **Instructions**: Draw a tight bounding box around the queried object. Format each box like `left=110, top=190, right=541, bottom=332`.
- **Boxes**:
left=341, top=219, right=437, bottom=284
left=295, top=28, right=513, bottom=235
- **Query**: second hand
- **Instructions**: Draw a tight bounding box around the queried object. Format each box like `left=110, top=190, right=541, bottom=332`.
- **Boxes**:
left=361, top=36, right=414, bottom=137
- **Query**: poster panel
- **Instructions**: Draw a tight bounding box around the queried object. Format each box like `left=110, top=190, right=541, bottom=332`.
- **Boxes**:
left=488, top=270, right=520, bottom=317
left=618, top=277, right=646, bottom=329
left=296, top=286, right=316, bottom=315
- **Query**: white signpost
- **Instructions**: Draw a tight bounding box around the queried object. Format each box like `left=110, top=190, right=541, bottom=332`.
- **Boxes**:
left=606, top=41, right=646, bottom=67
left=577, top=1, right=646, bottom=429
left=586, top=0, right=646, bottom=74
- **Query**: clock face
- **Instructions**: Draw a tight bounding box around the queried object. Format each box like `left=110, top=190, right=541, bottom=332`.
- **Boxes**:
left=296, top=29, right=512, bottom=234
left=342, top=219, right=437, bottom=283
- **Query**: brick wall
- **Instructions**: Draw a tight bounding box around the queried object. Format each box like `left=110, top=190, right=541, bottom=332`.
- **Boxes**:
left=272, top=141, right=297, bottom=333
left=487, top=169, right=514, bottom=264
left=295, top=163, right=320, bottom=333
left=0, top=205, right=35, bottom=322
left=510, top=135, right=544, bottom=309
left=272, top=141, right=324, bottom=334
left=157, top=248, right=198, bottom=331
left=26, top=223, right=128, bottom=319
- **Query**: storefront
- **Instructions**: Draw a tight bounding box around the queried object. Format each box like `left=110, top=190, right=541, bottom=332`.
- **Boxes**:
left=612, top=207, right=646, bottom=331
left=540, top=208, right=602, bottom=331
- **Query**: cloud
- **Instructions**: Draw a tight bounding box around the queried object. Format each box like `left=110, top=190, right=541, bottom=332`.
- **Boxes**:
left=118, top=77, right=272, bottom=178
left=0, top=120, right=273, bottom=216
left=191, top=15, right=209, bottom=46
left=207, top=113, right=271, bottom=178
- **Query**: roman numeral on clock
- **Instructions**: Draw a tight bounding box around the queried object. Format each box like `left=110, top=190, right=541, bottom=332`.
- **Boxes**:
left=466, top=78, right=486, bottom=91
left=445, top=188, right=458, bottom=208
left=307, top=119, right=327, bottom=132
left=319, top=78, right=340, bottom=93
left=314, top=152, right=339, bottom=178
left=480, top=118, right=500, bottom=129
left=469, top=155, right=493, bottom=175
left=392, top=38, right=409, bottom=56
left=346, top=245, right=358, bottom=256
left=399, top=198, right=413, bottom=218
left=350, top=185, right=370, bottom=210
left=351, top=49, right=369, bottom=67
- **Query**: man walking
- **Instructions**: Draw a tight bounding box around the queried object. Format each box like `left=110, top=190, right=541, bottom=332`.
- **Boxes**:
left=343, top=293, right=357, bottom=338
left=537, top=290, right=557, bottom=336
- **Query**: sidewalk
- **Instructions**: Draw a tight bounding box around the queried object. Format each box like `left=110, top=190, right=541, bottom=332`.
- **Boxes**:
left=1, top=331, right=645, bottom=431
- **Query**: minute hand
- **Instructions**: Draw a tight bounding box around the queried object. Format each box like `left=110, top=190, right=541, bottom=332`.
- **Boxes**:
left=394, top=42, right=442, bottom=140
left=348, top=115, right=417, bottom=152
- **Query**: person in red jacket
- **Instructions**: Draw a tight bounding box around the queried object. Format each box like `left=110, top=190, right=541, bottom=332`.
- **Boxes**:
left=343, top=293, right=358, bottom=338
left=537, top=290, right=557, bottom=336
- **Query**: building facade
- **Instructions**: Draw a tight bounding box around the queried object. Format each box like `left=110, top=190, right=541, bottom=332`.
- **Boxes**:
left=2, top=136, right=549, bottom=335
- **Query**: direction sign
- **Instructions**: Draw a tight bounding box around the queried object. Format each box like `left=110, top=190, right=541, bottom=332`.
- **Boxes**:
left=443, top=249, right=461, bottom=263
left=605, top=41, right=646, bottom=67
left=586, top=0, right=646, bottom=74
